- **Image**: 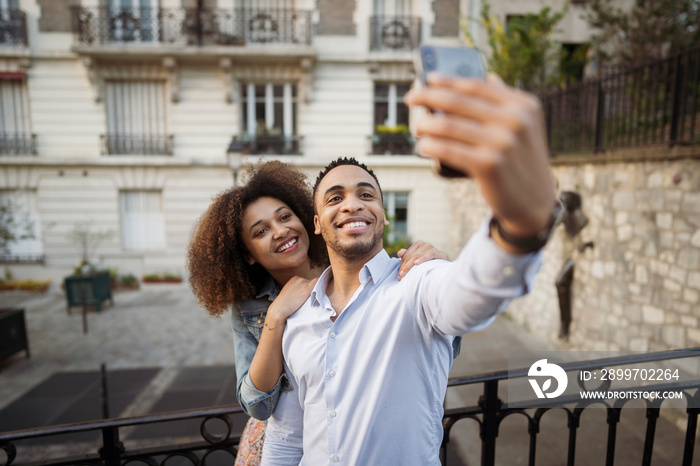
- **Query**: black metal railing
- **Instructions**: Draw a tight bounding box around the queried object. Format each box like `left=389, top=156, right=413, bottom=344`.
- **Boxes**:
left=1, top=349, right=698, bottom=465
left=0, top=9, right=27, bottom=46
left=369, top=15, right=421, bottom=51
left=232, top=134, right=302, bottom=155
left=442, top=348, right=700, bottom=465
left=541, top=45, right=700, bottom=156
left=71, top=7, right=313, bottom=46
left=371, top=132, right=415, bottom=155
left=0, top=133, right=36, bottom=155
left=0, top=254, right=44, bottom=264
left=101, top=134, right=173, bottom=156
left=0, top=405, right=242, bottom=465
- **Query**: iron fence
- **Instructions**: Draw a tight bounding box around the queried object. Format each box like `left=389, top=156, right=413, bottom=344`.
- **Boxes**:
left=2, top=348, right=699, bottom=465
left=541, top=46, right=700, bottom=156
left=369, top=15, right=421, bottom=51
left=442, top=348, right=700, bottom=465
left=371, top=132, right=415, bottom=155
left=230, top=134, right=302, bottom=155
left=0, top=9, right=27, bottom=46
left=0, top=133, right=35, bottom=155
left=70, top=7, right=313, bottom=47
left=101, top=134, right=173, bottom=156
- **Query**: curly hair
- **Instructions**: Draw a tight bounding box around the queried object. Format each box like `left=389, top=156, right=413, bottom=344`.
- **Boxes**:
left=187, top=161, right=328, bottom=317
left=312, top=157, right=383, bottom=212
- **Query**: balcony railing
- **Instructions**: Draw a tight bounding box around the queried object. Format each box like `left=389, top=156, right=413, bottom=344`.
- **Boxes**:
left=101, top=134, right=173, bottom=156
left=71, top=7, right=313, bottom=47
left=369, top=15, right=421, bottom=51
left=371, top=132, right=415, bottom=155
left=233, top=134, right=302, bottom=155
left=1, top=348, right=698, bottom=465
left=0, top=9, right=27, bottom=46
left=0, top=133, right=36, bottom=155
left=540, top=45, right=700, bottom=156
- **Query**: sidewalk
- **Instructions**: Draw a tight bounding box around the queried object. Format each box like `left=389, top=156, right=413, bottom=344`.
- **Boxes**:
left=0, top=288, right=696, bottom=465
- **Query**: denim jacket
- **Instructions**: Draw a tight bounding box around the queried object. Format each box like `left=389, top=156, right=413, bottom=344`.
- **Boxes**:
left=232, top=277, right=292, bottom=420
left=232, top=275, right=463, bottom=421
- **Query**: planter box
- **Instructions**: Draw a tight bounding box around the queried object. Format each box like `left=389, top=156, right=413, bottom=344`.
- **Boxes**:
left=0, top=308, right=30, bottom=361
left=64, top=272, right=113, bottom=313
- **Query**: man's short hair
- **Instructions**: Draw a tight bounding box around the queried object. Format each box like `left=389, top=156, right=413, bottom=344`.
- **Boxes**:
left=313, top=157, right=383, bottom=212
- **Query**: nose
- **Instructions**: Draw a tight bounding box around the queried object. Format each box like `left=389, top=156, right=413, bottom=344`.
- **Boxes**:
left=340, top=194, right=364, bottom=213
left=272, top=223, right=289, bottom=239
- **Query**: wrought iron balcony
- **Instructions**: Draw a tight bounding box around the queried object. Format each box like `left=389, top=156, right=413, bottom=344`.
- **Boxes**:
left=369, top=15, right=421, bottom=51
left=371, top=132, right=415, bottom=155
left=232, top=134, right=302, bottom=155
left=0, top=133, right=36, bottom=155
left=71, top=7, right=313, bottom=47
left=101, top=134, right=173, bottom=156
left=0, top=9, right=27, bottom=47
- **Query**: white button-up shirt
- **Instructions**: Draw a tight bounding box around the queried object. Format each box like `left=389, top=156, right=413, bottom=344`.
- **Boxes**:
left=262, top=221, right=541, bottom=465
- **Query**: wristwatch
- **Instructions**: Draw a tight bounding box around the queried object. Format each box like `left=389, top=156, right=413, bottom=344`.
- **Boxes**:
left=489, top=200, right=564, bottom=253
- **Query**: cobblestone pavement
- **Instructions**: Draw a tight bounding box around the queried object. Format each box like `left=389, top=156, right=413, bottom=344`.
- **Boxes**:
left=1, top=288, right=697, bottom=465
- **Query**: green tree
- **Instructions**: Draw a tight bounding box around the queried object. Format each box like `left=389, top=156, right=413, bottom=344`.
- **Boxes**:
left=586, top=0, right=700, bottom=68
left=465, top=1, right=568, bottom=91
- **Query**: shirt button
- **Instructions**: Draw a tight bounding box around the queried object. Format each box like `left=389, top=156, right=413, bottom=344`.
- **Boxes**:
left=329, top=370, right=335, bottom=377
left=332, top=455, right=339, bottom=462
left=330, top=410, right=337, bottom=417
left=330, top=332, right=336, bottom=338
left=503, top=265, right=515, bottom=277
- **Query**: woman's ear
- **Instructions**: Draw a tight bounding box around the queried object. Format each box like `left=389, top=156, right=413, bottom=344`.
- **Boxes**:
left=246, top=255, right=256, bottom=266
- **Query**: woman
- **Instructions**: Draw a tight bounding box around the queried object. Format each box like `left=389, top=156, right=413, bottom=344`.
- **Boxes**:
left=187, top=161, right=446, bottom=465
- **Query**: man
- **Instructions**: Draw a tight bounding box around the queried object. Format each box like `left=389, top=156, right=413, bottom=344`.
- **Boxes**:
left=262, top=74, right=558, bottom=465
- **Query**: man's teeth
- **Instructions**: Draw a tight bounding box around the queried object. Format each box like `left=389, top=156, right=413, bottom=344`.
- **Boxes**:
left=342, top=221, right=368, bottom=229
left=277, top=238, right=297, bottom=252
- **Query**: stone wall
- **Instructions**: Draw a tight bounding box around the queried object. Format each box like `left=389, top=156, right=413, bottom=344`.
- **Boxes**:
left=450, top=149, right=700, bottom=352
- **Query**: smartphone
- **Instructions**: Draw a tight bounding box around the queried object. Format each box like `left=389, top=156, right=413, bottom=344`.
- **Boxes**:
left=413, top=45, right=487, bottom=178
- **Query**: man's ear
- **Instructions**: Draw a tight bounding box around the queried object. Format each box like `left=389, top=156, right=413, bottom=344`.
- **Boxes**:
left=314, top=215, right=321, bottom=235
left=383, top=212, right=390, bottom=226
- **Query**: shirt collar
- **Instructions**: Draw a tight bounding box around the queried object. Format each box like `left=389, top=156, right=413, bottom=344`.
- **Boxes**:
left=255, top=276, right=279, bottom=302
left=310, top=249, right=392, bottom=307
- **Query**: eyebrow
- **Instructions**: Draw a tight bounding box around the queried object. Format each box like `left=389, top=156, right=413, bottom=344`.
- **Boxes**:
left=323, top=182, right=377, bottom=199
left=248, top=206, right=287, bottom=234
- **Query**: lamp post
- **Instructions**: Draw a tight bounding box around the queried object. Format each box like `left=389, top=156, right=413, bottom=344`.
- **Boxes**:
left=226, top=137, right=245, bottom=186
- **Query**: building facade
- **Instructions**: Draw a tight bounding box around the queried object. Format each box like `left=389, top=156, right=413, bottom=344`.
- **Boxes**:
left=0, top=0, right=605, bottom=287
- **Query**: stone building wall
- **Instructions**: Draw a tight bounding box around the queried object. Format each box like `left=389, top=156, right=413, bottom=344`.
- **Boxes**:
left=449, top=149, right=700, bottom=352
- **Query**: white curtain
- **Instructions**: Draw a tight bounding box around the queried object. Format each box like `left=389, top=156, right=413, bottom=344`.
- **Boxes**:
left=0, top=78, right=30, bottom=134
left=0, top=190, right=43, bottom=257
left=120, top=191, right=165, bottom=250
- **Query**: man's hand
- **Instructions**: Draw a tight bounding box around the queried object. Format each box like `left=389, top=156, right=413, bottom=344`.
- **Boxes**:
left=406, top=73, right=557, bottom=241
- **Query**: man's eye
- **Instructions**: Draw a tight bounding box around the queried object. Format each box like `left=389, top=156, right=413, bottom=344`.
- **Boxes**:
left=328, top=196, right=342, bottom=203
left=361, top=192, right=373, bottom=198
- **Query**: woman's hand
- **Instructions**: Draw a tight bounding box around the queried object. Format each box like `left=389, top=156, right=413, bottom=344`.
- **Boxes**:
left=266, top=276, right=318, bottom=328
left=396, top=241, right=448, bottom=280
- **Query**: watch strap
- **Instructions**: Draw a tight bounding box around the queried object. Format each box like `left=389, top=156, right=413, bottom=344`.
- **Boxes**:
left=490, top=201, right=564, bottom=253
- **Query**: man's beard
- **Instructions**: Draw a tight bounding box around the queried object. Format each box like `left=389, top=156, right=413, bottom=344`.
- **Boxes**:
left=323, top=227, right=384, bottom=259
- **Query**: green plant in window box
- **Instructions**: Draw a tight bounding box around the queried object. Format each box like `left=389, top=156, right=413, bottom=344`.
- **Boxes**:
left=163, top=272, right=183, bottom=283
left=375, top=124, right=411, bottom=135
left=118, top=274, right=139, bottom=289
left=142, top=273, right=163, bottom=283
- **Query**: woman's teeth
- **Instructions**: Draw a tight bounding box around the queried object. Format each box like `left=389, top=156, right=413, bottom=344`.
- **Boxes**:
left=277, top=238, right=297, bottom=252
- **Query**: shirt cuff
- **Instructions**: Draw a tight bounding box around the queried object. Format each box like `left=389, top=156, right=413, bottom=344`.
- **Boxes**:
left=240, top=373, right=286, bottom=420
left=461, top=217, right=543, bottom=295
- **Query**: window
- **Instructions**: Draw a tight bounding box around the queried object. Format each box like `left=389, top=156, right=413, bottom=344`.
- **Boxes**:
left=373, top=82, right=413, bottom=155
left=105, top=79, right=170, bottom=155
left=108, top=0, right=160, bottom=43
left=119, top=191, right=165, bottom=250
left=561, top=43, right=589, bottom=85
left=383, top=191, right=408, bottom=242
left=0, top=0, right=24, bottom=47
left=0, top=74, right=33, bottom=155
left=240, top=82, right=299, bottom=154
left=0, top=189, right=43, bottom=262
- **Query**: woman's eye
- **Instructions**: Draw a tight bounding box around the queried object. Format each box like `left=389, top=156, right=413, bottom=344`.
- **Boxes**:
left=281, top=214, right=291, bottom=221
left=255, top=228, right=267, bottom=237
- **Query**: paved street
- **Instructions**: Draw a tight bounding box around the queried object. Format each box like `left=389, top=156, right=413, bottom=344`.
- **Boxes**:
left=0, top=287, right=697, bottom=465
